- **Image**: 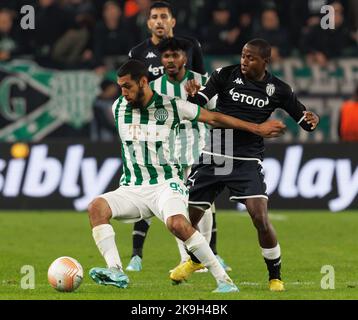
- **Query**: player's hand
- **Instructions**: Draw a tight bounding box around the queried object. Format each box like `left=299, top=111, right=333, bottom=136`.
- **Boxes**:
left=303, top=111, right=319, bottom=130
left=256, top=120, right=286, bottom=138
left=185, top=79, right=201, bottom=97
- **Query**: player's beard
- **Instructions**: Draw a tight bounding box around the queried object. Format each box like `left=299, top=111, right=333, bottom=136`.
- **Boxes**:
left=130, top=86, right=145, bottom=109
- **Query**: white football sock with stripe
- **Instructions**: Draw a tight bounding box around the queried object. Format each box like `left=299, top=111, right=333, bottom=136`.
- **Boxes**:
left=92, top=224, right=123, bottom=270
left=175, top=207, right=213, bottom=263
left=185, top=231, right=232, bottom=284
left=175, top=237, right=190, bottom=263
left=261, top=244, right=281, bottom=260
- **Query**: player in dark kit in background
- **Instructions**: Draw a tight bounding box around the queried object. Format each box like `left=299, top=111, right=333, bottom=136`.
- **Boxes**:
left=126, top=1, right=230, bottom=273
left=128, top=1, right=205, bottom=82
left=169, top=38, right=320, bottom=291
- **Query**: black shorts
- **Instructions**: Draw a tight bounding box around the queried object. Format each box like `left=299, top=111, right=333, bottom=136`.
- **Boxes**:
left=187, top=155, right=268, bottom=209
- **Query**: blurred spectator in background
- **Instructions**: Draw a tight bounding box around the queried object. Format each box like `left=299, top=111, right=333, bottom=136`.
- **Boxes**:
left=91, top=0, right=124, bottom=20
left=127, top=0, right=152, bottom=44
left=0, top=1, right=17, bottom=11
left=301, top=1, right=356, bottom=66
left=230, top=11, right=254, bottom=52
left=220, top=0, right=257, bottom=53
left=348, top=0, right=358, bottom=31
left=339, top=85, right=358, bottom=141
left=200, top=1, right=241, bottom=55
left=123, top=0, right=139, bottom=17
left=32, top=0, right=76, bottom=68
left=91, top=79, right=119, bottom=141
left=256, top=8, right=290, bottom=62
left=347, top=0, right=358, bottom=47
left=289, top=0, right=330, bottom=46
left=93, top=1, right=136, bottom=69
left=52, top=0, right=96, bottom=68
left=170, top=1, right=206, bottom=37
left=0, top=0, right=355, bottom=68
left=0, top=9, right=25, bottom=61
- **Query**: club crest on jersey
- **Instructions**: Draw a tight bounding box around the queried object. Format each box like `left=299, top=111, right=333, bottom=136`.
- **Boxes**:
left=154, top=108, right=168, bottom=121
left=266, top=83, right=275, bottom=96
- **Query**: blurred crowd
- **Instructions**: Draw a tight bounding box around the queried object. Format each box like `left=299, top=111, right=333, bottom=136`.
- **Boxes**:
left=0, top=0, right=357, bottom=70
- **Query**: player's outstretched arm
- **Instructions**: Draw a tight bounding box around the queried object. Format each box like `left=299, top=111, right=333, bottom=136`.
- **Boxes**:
left=198, top=108, right=286, bottom=138
left=281, top=84, right=320, bottom=131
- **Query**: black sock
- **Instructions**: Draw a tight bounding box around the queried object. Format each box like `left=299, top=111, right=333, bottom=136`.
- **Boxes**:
left=209, top=212, right=218, bottom=255
left=187, top=251, right=201, bottom=264
left=132, top=220, right=150, bottom=258
left=264, top=257, right=282, bottom=280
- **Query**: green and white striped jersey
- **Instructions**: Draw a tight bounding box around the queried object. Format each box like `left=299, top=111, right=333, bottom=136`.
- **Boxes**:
left=112, top=90, right=200, bottom=186
left=150, top=70, right=216, bottom=167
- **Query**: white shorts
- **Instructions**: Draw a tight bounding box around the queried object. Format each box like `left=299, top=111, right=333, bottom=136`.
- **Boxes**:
left=99, top=178, right=189, bottom=224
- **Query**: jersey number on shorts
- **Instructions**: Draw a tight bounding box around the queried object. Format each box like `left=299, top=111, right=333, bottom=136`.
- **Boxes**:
left=170, top=182, right=188, bottom=195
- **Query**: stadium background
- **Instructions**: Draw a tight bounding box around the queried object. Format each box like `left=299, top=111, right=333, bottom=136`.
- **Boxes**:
left=0, top=0, right=357, bottom=302
left=0, top=0, right=356, bottom=211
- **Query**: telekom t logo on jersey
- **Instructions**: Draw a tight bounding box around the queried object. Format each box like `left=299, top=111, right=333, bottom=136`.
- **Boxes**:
left=127, top=124, right=167, bottom=141
left=129, top=124, right=141, bottom=140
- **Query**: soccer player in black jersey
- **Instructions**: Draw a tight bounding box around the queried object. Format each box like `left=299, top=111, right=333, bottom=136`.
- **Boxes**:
left=126, top=1, right=230, bottom=273
left=169, top=38, right=320, bottom=291
left=128, top=1, right=205, bottom=82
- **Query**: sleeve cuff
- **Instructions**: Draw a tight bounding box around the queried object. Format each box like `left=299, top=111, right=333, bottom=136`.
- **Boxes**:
left=198, top=91, right=209, bottom=103
left=297, top=114, right=305, bottom=124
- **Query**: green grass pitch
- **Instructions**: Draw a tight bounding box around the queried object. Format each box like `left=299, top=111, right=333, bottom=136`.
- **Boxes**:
left=0, top=210, right=357, bottom=300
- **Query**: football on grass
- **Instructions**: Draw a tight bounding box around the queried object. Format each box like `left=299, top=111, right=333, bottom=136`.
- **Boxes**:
left=48, top=256, right=83, bottom=292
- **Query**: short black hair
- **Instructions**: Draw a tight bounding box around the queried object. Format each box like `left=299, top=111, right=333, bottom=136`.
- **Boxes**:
left=158, top=37, right=189, bottom=53
left=149, top=1, right=173, bottom=16
left=246, top=38, right=271, bottom=59
left=117, top=60, right=148, bottom=81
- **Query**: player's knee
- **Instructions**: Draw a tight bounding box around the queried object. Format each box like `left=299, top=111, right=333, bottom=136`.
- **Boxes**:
left=166, top=215, right=190, bottom=238
left=87, top=198, right=111, bottom=226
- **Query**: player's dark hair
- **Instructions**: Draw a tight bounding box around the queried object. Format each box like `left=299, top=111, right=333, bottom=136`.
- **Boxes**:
left=117, top=60, right=148, bottom=81
left=149, top=1, right=173, bottom=17
left=158, top=37, right=189, bottom=53
left=246, top=38, right=271, bottom=59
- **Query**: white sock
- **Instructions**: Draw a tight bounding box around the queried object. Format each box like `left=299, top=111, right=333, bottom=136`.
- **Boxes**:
left=261, top=244, right=281, bottom=260
left=197, top=207, right=213, bottom=244
left=185, top=231, right=231, bottom=284
left=175, top=237, right=190, bottom=263
left=92, top=224, right=122, bottom=270
left=176, top=207, right=213, bottom=262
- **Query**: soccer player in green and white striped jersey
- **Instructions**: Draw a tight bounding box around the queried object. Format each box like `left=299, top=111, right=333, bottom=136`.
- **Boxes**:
left=87, top=59, right=286, bottom=292
left=126, top=37, right=230, bottom=274
left=150, top=48, right=213, bottom=172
